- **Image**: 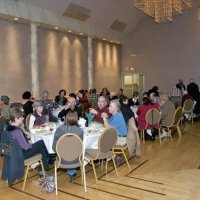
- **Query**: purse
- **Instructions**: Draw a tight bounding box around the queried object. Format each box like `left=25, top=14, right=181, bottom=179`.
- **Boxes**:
left=0, top=142, right=11, bottom=157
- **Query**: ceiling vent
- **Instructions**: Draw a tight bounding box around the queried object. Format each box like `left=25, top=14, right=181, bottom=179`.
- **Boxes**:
left=63, top=3, right=90, bottom=21
left=110, top=20, right=127, bottom=32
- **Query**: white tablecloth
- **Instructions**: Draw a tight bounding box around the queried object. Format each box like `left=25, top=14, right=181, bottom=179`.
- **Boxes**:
left=31, top=125, right=103, bottom=154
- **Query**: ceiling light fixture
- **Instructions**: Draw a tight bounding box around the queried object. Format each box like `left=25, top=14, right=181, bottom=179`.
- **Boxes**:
left=134, top=0, right=192, bottom=23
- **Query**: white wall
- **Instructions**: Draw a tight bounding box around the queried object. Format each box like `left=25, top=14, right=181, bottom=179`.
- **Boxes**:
left=122, top=3, right=200, bottom=93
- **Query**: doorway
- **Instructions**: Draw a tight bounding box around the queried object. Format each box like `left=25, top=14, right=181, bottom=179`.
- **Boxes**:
left=122, top=73, right=145, bottom=98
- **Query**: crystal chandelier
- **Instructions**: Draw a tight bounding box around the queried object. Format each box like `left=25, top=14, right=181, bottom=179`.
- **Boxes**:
left=134, top=0, right=192, bottom=23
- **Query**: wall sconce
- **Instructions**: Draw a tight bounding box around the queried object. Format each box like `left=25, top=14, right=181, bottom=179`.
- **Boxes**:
left=130, top=67, right=136, bottom=72
left=124, top=66, right=136, bottom=72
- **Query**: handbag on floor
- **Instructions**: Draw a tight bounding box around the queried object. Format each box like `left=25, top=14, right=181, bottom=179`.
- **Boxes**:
left=0, top=142, right=11, bottom=157
left=40, top=175, right=55, bottom=193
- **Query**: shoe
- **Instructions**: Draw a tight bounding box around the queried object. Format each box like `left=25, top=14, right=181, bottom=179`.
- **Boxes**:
left=67, top=169, right=77, bottom=182
left=160, top=129, right=168, bottom=138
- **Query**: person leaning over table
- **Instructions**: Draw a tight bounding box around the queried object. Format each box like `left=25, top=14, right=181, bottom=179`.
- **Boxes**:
left=89, top=95, right=111, bottom=124
left=52, top=110, right=83, bottom=180
left=58, top=96, right=82, bottom=121
left=101, top=99, right=127, bottom=137
left=7, top=108, right=49, bottom=176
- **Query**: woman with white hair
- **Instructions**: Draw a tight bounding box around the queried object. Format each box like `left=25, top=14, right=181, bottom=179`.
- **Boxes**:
left=29, top=101, right=47, bottom=130
left=102, top=100, right=127, bottom=137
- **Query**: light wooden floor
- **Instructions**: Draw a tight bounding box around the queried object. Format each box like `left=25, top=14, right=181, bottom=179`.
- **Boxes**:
left=1, top=121, right=200, bottom=200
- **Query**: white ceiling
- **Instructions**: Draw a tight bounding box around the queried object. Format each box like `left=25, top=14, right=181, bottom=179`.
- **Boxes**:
left=14, top=0, right=145, bottom=34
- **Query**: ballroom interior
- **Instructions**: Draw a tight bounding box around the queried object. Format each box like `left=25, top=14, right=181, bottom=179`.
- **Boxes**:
left=0, top=0, right=200, bottom=200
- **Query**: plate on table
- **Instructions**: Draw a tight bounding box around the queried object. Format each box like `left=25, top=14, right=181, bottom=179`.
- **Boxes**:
left=31, top=128, right=49, bottom=135
left=84, top=127, right=102, bottom=135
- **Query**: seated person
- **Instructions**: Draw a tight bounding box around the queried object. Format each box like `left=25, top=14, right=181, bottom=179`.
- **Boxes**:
left=149, top=92, right=159, bottom=104
left=159, top=94, right=175, bottom=137
left=7, top=108, right=49, bottom=175
left=1, top=95, right=10, bottom=120
left=88, top=88, right=98, bottom=102
left=52, top=110, right=83, bottom=179
left=182, top=90, right=193, bottom=106
left=55, top=89, right=67, bottom=106
left=22, top=91, right=34, bottom=118
left=41, top=90, right=57, bottom=115
left=128, top=91, right=140, bottom=107
left=159, top=94, right=175, bottom=127
left=137, top=97, right=159, bottom=139
left=120, top=96, right=135, bottom=124
left=102, top=100, right=127, bottom=137
left=117, top=88, right=125, bottom=103
left=89, top=96, right=111, bottom=124
left=78, top=89, right=90, bottom=113
left=53, top=110, right=83, bottom=151
left=29, top=101, right=47, bottom=130
left=41, top=90, right=58, bottom=122
left=58, top=97, right=82, bottom=121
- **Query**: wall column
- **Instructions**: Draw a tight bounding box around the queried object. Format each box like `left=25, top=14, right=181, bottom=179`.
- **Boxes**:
left=31, top=22, right=39, bottom=98
left=88, top=36, right=93, bottom=90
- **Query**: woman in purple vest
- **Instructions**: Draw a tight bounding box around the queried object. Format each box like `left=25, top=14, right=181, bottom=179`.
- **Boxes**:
left=29, top=100, right=47, bottom=130
left=7, top=108, right=49, bottom=175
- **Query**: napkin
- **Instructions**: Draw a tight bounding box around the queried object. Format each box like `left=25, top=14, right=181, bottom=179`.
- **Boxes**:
left=78, top=118, right=86, bottom=128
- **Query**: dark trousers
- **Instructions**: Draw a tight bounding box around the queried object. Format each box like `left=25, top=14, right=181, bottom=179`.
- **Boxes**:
left=23, top=140, right=49, bottom=171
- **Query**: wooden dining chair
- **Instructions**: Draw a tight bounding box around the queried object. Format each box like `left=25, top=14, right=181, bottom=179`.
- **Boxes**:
left=55, top=133, right=86, bottom=194
left=182, top=99, right=194, bottom=124
left=114, top=118, right=139, bottom=169
left=161, top=107, right=183, bottom=141
left=23, top=154, right=45, bottom=191
left=85, top=127, right=118, bottom=184
left=141, top=108, right=161, bottom=144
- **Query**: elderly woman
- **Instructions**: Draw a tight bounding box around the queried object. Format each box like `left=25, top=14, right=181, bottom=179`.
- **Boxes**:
left=29, top=101, right=47, bottom=130
left=7, top=108, right=49, bottom=175
left=55, top=89, right=67, bottom=106
left=52, top=110, right=83, bottom=179
left=1, top=95, right=10, bottom=119
left=102, top=99, right=127, bottom=137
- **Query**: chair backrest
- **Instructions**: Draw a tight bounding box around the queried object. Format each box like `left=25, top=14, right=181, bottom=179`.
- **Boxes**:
left=172, top=107, right=183, bottom=126
left=98, top=127, right=118, bottom=153
left=127, top=117, right=141, bottom=156
left=183, top=99, right=193, bottom=112
left=145, top=108, right=161, bottom=126
left=25, top=113, right=32, bottom=131
left=56, top=133, right=83, bottom=167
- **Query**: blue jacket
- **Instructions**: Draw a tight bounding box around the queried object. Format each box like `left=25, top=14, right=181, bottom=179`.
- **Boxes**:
left=1, top=131, right=24, bottom=186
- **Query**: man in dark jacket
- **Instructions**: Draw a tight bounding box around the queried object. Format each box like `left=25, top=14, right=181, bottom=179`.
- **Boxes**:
left=58, top=97, right=82, bottom=121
